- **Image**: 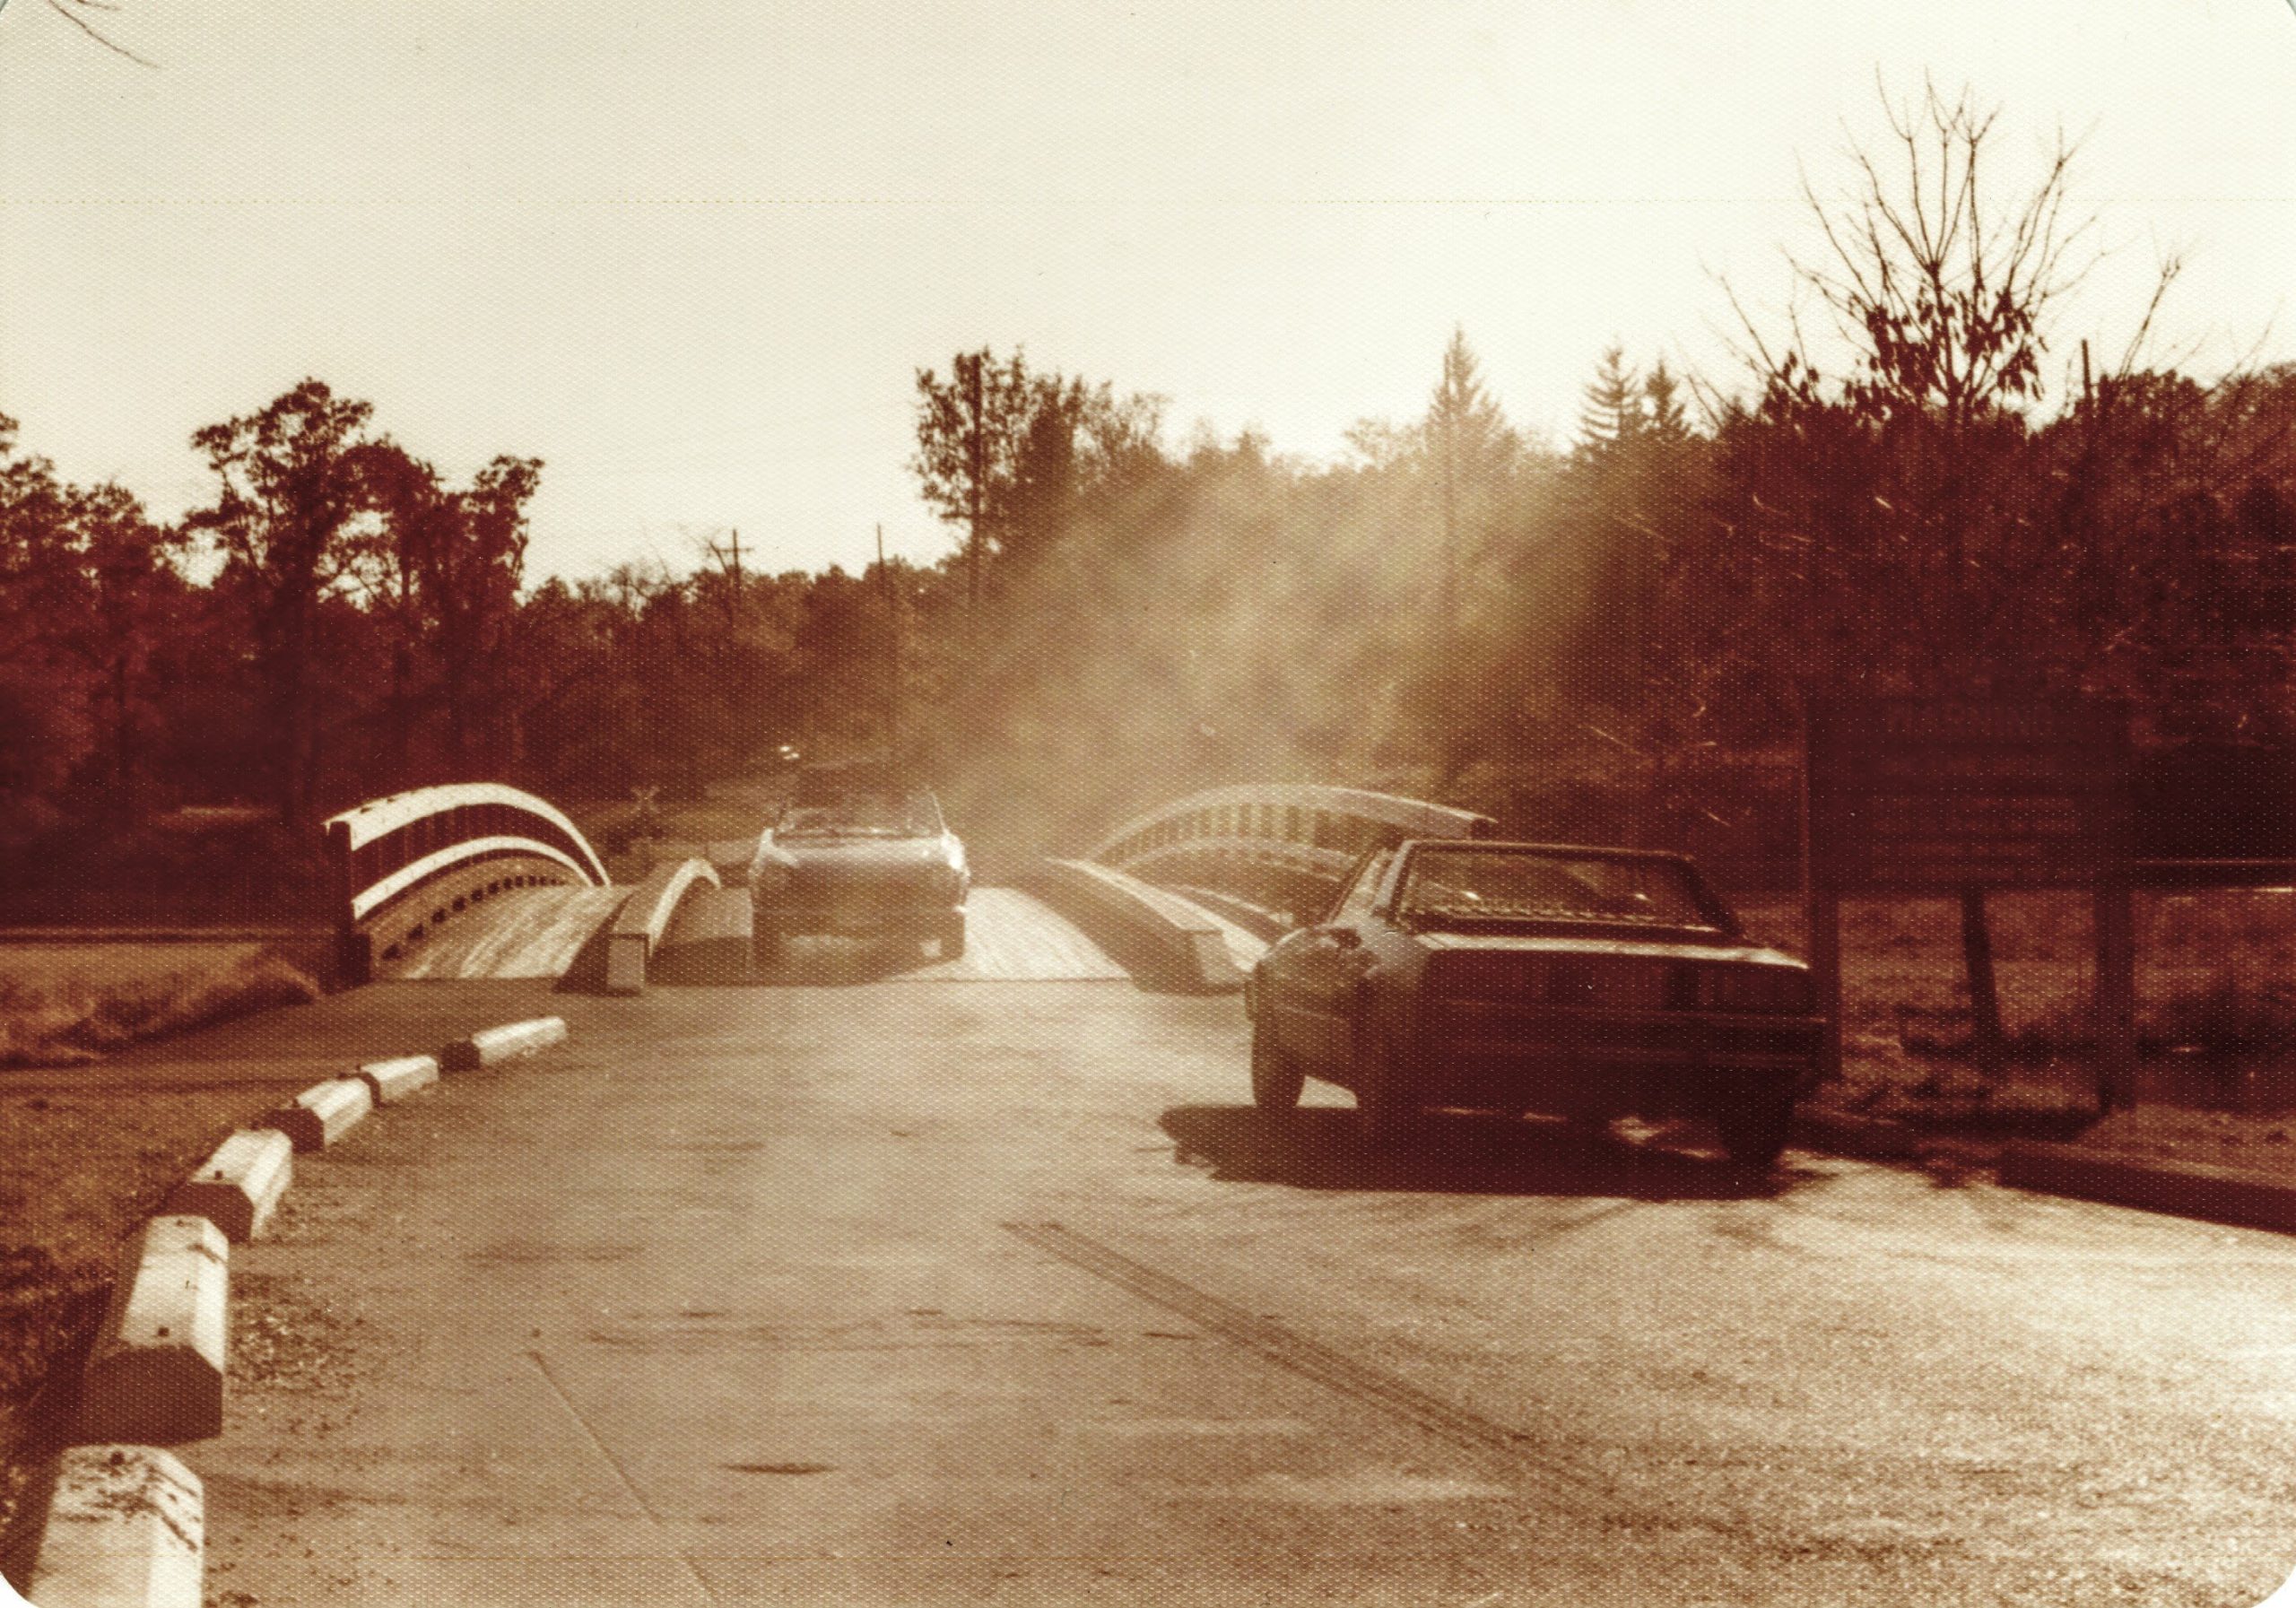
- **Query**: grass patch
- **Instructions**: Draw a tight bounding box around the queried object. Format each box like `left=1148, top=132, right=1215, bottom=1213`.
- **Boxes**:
left=1734, top=888, right=2296, bottom=1119
left=0, top=949, right=323, bottom=1070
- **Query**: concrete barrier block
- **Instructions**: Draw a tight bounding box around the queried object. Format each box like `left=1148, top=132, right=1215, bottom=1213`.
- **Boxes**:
left=650, top=886, right=753, bottom=986
left=28, top=1445, right=203, bottom=1608
left=439, top=1015, right=570, bottom=1071
left=604, top=930, right=650, bottom=995
left=266, top=1077, right=374, bottom=1152
left=1028, top=859, right=1248, bottom=993
left=77, top=1217, right=228, bottom=1446
left=357, top=1053, right=440, bottom=1105
left=162, top=1130, right=292, bottom=1244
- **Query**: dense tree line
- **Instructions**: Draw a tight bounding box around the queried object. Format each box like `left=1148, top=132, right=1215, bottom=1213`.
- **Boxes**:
left=1, top=86, right=2288, bottom=901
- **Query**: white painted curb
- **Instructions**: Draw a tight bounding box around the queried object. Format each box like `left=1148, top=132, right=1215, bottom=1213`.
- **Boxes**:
left=357, top=1053, right=440, bottom=1105
left=161, top=1131, right=292, bottom=1244
left=265, top=1078, right=373, bottom=1153
left=439, top=1016, right=569, bottom=1071
left=76, top=1218, right=228, bottom=1447
left=25, top=1446, right=202, bottom=1608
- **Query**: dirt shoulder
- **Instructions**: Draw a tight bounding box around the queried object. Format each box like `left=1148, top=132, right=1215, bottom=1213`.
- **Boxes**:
left=0, top=978, right=561, bottom=1567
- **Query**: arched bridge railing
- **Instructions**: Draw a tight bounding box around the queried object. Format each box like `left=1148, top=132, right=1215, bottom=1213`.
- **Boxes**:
left=326, top=783, right=610, bottom=980
left=1089, top=784, right=1494, bottom=926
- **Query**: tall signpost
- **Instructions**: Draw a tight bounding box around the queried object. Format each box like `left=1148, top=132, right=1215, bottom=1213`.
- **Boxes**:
left=1802, top=695, right=2137, bottom=1112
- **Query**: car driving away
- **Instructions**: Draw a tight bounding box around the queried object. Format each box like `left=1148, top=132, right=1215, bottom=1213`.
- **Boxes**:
left=749, top=769, right=970, bottom=964
left=1245, top=839, right=1823, bottom=1167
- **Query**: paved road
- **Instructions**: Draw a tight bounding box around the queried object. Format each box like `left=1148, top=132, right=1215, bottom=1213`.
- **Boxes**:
left=195, top=975, right=2296, bottom=1607
left=384, top=882, right=1163, bottom=985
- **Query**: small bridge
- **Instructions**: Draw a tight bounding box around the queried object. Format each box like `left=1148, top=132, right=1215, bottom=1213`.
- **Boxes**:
left=326, top=784, right=615, bottom=982
left=321, top=779, right=1494, bottom=990
left=1084, top=783, right=1494, bottom=929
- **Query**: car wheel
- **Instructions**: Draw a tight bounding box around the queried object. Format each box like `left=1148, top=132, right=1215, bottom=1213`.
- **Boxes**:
left=1354, top=1026, right=1418, bottom=1149
left=1248, top=1010, right=1305, bottom=1116
left=937, top=909, right=966, bottom=960
left=1718, top=1098, right=1795, bottom=1170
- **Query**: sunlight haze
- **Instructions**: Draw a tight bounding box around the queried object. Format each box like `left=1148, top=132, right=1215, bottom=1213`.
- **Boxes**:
left=0, top=0, right=2290, bottom=580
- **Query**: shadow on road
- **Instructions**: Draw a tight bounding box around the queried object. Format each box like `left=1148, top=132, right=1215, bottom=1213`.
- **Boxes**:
left=1158, top=1103, right=1817, bottom=1202
left=752, top=935, right=942, bottom=987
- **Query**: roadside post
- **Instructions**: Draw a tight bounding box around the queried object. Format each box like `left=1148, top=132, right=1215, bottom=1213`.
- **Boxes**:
left=1801, top=694, right=2135, bottom=1111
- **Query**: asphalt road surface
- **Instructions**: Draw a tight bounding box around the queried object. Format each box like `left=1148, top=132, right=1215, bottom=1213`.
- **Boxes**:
left=196, top=960, right=2296, bottom=1606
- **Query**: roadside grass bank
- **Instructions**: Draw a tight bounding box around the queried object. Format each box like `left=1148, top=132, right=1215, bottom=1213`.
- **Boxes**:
left=0, top=943, right=326, bottom=1070
left=1733, top=888, right=2296, bottom=1175
left=0, top=1081, right=265, bottom=1553
left=0, top=939, right=329, bottom=1549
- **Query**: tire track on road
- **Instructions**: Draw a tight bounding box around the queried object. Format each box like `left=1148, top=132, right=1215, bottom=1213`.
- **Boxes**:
left=1003, top=1219, right=1665, bottom=1522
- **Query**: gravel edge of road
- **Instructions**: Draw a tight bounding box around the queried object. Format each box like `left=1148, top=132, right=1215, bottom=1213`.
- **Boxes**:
left=1798, top=1103, right=2296, bottom=1233
left=6, top=1015, right=571, bottom=1608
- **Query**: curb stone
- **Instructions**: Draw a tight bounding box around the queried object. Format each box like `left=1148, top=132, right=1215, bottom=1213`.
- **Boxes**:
left=439, top=1015, right=569, bottom=1071
left=25, top=1446, right=202, bottom=1608
left=76, top=1218, right=228, bottom=1447
left=266, top=1078, right=373, bottom=1152
left=161, top=1131, right=291, bottom=1245
left=357, top=1054, right=440, bottom=1105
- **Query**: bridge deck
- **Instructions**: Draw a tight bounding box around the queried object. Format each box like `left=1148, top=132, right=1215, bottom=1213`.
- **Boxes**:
left=387, top=886, right=627, bottom=980
left=387, top=882, right=1201, bottom=985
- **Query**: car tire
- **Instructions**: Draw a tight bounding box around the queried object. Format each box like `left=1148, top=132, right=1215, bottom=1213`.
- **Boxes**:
left=937, top=909, right=966, bottom=961
left=1354, top=1026, right=1418, bottom=1149
left=1718, top=1098, right=1795, bottom=1170
left=1248, top=1010, right=1305, bottom=1116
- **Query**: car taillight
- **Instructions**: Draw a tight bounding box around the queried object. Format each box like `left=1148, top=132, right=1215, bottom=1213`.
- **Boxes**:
left=1700, top=964, right=1813, bottom=1013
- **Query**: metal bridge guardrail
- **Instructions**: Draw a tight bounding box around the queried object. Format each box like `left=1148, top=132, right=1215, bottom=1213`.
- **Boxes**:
left=326, top=783, right=611, bottom=982
left=1090, top=784, right=1494, bottom=925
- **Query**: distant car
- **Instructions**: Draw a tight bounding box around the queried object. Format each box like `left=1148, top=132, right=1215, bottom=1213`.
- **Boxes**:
left=749, top=778, right=970, bottom=960
left=1245, top=840, right=1822, bottom=1167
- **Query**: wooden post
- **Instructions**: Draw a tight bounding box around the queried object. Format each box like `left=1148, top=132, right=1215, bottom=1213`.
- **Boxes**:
left=1959, top=884, right=2006, bottom=1077
left=2094, top=875, right=2136, bottom=1114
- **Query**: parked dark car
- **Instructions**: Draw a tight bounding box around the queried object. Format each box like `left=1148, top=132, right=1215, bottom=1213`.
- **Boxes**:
left=749, top=777, right=970, bottom=960
left=1245, top=839, right=1823, bottom=1166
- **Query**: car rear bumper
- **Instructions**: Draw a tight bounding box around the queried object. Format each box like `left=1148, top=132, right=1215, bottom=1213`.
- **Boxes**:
left=1411, top=1008, right=1826, bottom=1109
left=757, top=898, right=963, bottom=937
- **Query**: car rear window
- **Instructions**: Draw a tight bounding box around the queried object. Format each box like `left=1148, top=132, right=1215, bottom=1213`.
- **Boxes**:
left=1396, top=847, right=1711, bottom=928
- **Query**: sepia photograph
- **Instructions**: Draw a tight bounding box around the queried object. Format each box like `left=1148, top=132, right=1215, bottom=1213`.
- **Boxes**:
left=2, top=1, right=2294, bottom=1603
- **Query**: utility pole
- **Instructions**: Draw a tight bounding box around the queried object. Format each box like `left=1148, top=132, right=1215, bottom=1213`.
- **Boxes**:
left=876, top=522, right=900, bottom=743
left=706, top=527, right=747, bottom=622
left=962, top=351, right=986, bottom=615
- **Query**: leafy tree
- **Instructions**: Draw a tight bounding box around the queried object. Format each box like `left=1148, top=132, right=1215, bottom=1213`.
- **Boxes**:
left=911, top=349, right=1165, bottom=598
left=63, top=482, right=188, bottom=796
left=187, top=380, right=391, bottom=825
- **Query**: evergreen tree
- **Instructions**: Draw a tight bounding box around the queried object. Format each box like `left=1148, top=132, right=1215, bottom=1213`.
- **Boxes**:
left=1576, top=344, right=1643, bottom=459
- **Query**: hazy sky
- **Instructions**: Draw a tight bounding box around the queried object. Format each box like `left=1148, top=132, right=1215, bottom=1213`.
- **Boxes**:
left=1, top=1, right=2291, bottom=581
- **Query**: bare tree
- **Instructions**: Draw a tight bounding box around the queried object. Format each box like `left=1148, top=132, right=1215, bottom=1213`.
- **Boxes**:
left=37, top=0, right=158, bottom=67
left=1713, top=80, right=2181, bottom=1073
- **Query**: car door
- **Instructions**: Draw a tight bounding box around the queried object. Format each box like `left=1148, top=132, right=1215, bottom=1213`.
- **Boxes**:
left=1266, top=847, right=1391, bottom=1070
